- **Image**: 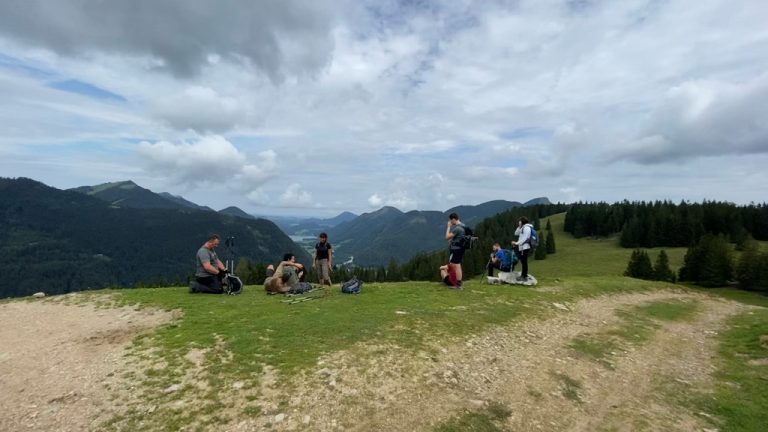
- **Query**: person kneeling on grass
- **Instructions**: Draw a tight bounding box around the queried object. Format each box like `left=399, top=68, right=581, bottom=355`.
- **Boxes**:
left=193, top=234, right=228, bottom=294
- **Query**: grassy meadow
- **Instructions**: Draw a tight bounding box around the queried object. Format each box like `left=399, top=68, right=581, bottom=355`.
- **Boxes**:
left=76, top=213, right=767, bottom=431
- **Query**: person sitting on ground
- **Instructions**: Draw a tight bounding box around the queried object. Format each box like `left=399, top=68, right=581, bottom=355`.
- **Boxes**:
left=439, top=264, right=458, bottom=287
left=263, top=254, right=304, bottom=294
left=487, top=243, right=516, bottom=277
left=194, top=234, right=228, bottom=294
left=313, top=232, right=333, bottom=286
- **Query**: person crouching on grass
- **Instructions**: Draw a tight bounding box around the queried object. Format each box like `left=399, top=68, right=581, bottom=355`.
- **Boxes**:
left=445, top=212, right=465, bottom=289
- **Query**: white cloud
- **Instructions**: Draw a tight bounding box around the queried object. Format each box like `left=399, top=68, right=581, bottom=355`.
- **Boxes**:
left=239, top=150, right=279, bottom=188
left=246, top=188, right=269, bottom=204
left=280, top=183, right=313, bottom=207
left=368, top=193, right=383, bottom=207
left=153, top=86, right=244, bottom=133
left=610, top=75, right=768, bottom=164
left=136, top=136, right=282, bottom=193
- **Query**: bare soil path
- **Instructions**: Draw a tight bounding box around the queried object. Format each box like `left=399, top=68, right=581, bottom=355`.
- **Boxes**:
left=0, top=296, right=174, bottom=432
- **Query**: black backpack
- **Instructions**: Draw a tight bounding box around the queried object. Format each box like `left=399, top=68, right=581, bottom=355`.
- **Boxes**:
left=457, top=225, right=477, bottom=249
left=223, top=274, right=243, bottom=295
left=341, top=277, right=362, bottom=294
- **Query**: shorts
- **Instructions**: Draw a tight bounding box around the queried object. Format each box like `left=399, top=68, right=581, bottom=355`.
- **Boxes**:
left=449, top=247, right=464, bottom=264
left=318, top=258, right=330, bottom=280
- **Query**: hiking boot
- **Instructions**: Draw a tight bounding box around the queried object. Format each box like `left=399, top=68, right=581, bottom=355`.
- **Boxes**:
left=456, top=281, right=464, bottom=290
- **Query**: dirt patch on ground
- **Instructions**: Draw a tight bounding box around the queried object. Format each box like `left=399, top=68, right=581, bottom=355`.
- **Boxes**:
left=0, top=296, right=175, bottom=432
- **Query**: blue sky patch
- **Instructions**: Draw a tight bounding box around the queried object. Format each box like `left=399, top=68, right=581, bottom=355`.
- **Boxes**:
left=500, top=127, right=553, bottom=140
left=48, top=79, right=127, bottom=102
left=0, top=53, right=56, bottom=81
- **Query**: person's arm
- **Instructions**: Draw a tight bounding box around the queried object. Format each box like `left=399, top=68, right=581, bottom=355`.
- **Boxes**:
left=512, top=222, right=523, bottom=246
left=313, top=247, right=318, bottom=268
left=216, top=258, right=226, bottom=271
left=445, top=221, right=454, bottom=241
left=328, top=245, right=333, bottom=268
left=202, top=261, right=219, bottom=274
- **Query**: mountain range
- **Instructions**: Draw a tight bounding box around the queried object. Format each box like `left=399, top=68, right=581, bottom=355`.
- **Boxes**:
left=0, top=178, right=310, bottom=298
left=328, top=197, right=550, bottom=266
left=1, top=176, right=552, bottom=297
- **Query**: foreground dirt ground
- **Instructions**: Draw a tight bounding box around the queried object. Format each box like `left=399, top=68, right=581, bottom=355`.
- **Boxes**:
left=0, top=289, right=749, bottom=431
left=0, top=296, right=174, bottom=432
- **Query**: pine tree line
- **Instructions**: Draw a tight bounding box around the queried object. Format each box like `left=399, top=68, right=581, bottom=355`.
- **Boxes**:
left=624, top=235, right=768, bottom=292
left=564, top=200, right=768, bottom=248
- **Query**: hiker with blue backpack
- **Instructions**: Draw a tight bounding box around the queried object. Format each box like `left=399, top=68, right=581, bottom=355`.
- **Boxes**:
left=487, top=242, right=516, bottom=277
left=512, top=216, right=537, bottom=282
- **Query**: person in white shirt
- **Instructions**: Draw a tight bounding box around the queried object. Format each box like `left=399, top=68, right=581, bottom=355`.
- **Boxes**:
left=511, top=216, right=532, bottom=281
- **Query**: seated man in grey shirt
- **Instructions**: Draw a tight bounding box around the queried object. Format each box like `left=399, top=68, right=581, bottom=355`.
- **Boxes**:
left=194, top=234, right=228, bottom=294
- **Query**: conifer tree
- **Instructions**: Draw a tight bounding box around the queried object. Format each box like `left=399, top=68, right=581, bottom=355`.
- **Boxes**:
left=387, top=258, right=401, bottom=282
left=624, top=249, right=653, bottom=279
left=546, top=230, right=556, bottom=254
left=678, top=234, right=733, bottom=287
left=652, top=250, right=675, bottom=282
left=546, top=219, right=552, bottom=231
left=534, top=236, right=547, bottom=260
left=735, top=241, right=761, bottom=289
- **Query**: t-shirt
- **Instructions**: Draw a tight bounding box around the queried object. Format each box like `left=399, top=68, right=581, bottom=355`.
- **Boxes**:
left=282, top=265, right=299, bottom=287
left=196, top=246, right=219, bottom=278
left=315, top=242, right=332, bottom=260
left=450, top=224, right=465, bottom=248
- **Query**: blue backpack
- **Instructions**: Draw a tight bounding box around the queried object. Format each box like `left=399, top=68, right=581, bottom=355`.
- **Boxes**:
left=526, top=224, right=539, bottom=249
left=499, top=249, right=513, bottom=272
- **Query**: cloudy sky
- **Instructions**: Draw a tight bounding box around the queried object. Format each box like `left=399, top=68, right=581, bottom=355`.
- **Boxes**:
left=1, top=0, right=766, bottom=217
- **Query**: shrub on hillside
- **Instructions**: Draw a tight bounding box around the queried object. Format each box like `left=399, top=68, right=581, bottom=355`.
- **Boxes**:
left=678, top=234, right=733, bottom=287
left=624, top=249, right=653, bottom=280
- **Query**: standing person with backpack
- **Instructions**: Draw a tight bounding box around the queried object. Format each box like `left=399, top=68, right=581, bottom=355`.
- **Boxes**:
left=512, top=216, right=537, bottom=282
left=445, top=212, right=466, bottom=289
left=313, top=232, right=333, bottom=286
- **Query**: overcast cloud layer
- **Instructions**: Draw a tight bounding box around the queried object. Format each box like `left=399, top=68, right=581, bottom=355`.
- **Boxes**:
left=0, top=0, right=766, bottom=216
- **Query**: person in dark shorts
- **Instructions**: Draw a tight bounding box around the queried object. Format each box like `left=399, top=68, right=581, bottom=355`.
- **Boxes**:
left=445, top=212, right=466, bottom=289
left=313, top=232, right=333, bottom=285
left=194, top=234, right=228, bottom=293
